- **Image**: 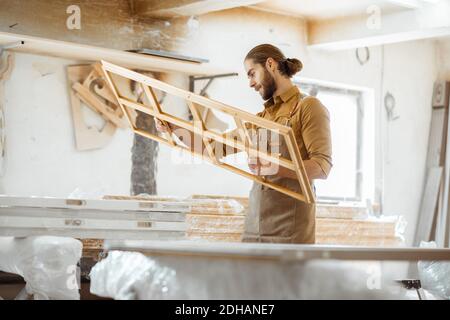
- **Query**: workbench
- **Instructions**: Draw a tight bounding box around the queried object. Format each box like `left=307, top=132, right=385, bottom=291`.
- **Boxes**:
left=92, top=240, right=450, bottom=299
left=1, top=195, right=449, bottom=299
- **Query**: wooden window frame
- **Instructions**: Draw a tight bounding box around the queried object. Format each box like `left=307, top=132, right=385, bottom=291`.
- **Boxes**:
left=101, top=61, right=314, bottom=203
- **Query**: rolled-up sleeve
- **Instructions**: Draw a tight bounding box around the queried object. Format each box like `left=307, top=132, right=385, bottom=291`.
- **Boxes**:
left=299, top=97, right=333, bottom=178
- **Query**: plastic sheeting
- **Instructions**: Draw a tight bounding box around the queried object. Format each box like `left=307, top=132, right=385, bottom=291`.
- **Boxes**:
left=418, top=241, right=450, bottom=300
left=90, top=251, right=179, bottom=300
left=0, top=236, right=82, bottom=300
left=90, top=249, right=408, bottom=299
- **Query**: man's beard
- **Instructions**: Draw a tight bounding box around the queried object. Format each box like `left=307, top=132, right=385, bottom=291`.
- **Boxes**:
left=260, top=69, right=277, bottom=101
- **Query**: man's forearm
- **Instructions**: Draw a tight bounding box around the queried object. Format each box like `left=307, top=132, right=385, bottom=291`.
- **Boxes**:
left=303, top=159, right=327, bottom=180
left=276, top=159, right=325, bottom=181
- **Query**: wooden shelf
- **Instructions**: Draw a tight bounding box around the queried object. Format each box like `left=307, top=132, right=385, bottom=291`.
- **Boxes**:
left=0, top=32, right=231, bottom=75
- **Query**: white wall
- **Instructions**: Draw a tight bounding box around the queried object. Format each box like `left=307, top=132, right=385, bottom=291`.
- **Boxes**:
left=379, top=41, right=437, bottom=244
left=2, top=53, right=133, bottom=197
left=436, top=37, right=450, bottom=80
left=0, top=8, right=441, bottom=245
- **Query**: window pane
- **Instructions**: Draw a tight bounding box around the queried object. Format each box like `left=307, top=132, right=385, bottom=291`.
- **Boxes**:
left=314, top=91, right=358, bottom=200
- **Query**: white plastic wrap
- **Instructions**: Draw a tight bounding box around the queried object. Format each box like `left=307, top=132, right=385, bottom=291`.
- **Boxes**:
left=89, top=251, right=179, bottom=300
left=93, top=245, right=407, bottom=299
left=418, top=241, right=450, bottom=300
left=0, top=236, right=82, bottom=300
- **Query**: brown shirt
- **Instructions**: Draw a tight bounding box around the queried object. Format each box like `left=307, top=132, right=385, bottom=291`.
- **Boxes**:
left=258, top=85, right=332, bottom=178
left=218, top=85, right=332, bottom=179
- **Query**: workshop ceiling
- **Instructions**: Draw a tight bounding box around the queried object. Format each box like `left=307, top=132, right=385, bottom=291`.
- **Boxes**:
left=129, top=0, right=450, bottom=49
left=250, top=0, right=406, bottom=20
left=131, top=0, right=443, bottom=20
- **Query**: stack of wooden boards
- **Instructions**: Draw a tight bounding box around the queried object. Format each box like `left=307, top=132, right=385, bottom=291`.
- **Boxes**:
left=187, top=195, right=403, bottom=246
left=103, top=194, right=246, bottom=243
left=85, top=195, right=403, bottom=256
left=315, top=206, right=403, bottom=246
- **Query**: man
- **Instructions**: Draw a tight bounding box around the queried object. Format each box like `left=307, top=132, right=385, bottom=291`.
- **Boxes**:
left=156, top=44, right=332, bottom=244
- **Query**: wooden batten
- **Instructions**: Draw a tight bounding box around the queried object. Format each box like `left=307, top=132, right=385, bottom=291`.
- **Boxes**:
left=0, top=32, right=231, bottom=75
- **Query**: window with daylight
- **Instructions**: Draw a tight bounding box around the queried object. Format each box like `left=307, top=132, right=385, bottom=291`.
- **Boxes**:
left=296, top=81, right=365, bottom=202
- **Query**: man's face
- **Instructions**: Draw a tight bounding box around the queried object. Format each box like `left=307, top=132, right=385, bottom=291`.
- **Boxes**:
left=245, top=59, right=277, bottom=101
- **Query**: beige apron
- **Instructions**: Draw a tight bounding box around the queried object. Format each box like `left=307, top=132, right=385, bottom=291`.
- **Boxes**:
left=242, top=99, right=316, bottom=244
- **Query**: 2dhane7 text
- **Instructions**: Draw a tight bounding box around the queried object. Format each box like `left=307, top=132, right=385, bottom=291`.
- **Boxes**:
left=175, top=304, right=275, bottom=317
left=219, top=304, right=275, bottom=315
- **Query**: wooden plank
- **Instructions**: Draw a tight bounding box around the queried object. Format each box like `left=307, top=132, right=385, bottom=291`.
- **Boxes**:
left=186, top=100, right=219, bottom=164
left=0, top=52, right=15, bottom=175
left=0, top=32, right=229, bottom=75
left=82, top=63, right=127, bottom=128
left=103, top=194, right=187, bottom=202
left=415, top=82, right=450, bottom=247
left=185, top=210, right=400, bottom=245
left=316, top=236, right=402, bottom=247
left=285, top=130, right=315, bottom=203
left=72, top=82, right=126, bottom=128
left=187, top=232, right=242, bottom=242
left=93, top=63, right=139, bottom=126
left=105, top=240, right=450, bottom=261
left=91, top=63, right=119, bottom=105
left=0, top=216, right=186, bottom=232
left=66, top=65, right=117, bottom=151
left=0, top=206, right=186, bottom=222
left=0, top=195, right=188, bottom=240
left=0, top=228, right=185, bottom=240
left=101, top=69, right=136, bottom=131
left=234, top=116, right=254, bottom=156
left=103, top=194, right=245, bottom=215
left=70, top=88, right=117, bottom=149
left=316, top=203, right=367, bottom=219
left=414, top=166, right=443, bottom=245
left=426, top=108, right=447, bottom=168
left=187, top=214, right=245, bottom=233
left=434, top=82, right=450, bottom=247
left=189, top=194, right=371, bottom=219
left=0, top=195, right=190, bottom=213
left=140, top=83, right=175, bottom=146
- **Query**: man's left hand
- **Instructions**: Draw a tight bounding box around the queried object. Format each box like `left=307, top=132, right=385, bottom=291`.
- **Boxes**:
left=248, top=156, right=280, bottom=176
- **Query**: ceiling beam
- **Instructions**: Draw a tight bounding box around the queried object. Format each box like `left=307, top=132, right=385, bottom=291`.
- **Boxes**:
left=133, top=0, right=266, bottom=18
left=308, top=0, right=450, bottom=50
left=386, top=0, right=424, bottom=9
